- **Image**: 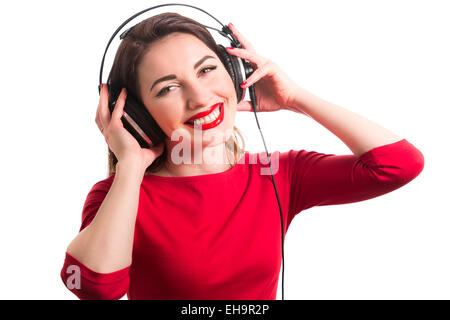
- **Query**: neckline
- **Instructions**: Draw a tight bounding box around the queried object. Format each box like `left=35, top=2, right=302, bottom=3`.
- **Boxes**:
left=142, top=151, right=248, bottom=183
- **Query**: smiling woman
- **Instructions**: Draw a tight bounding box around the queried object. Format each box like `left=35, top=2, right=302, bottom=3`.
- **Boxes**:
left=105, top=12, right=246, bottom=177
left=61, top=6, right=424, bottom=301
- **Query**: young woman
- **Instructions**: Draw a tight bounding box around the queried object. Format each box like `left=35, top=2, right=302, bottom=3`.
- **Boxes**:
left=60, top=13, right=424, bottom=300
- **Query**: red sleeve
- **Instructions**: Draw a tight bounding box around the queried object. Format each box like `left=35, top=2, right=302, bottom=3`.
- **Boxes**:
left=60, top=175, right=130, bottom=300
left=288, top=139, right=424, bottom=220
left=60, top=252, right=130, bottom=300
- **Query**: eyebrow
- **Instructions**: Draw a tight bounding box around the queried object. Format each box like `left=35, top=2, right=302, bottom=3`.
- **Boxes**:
left=150, top=55, right=216, bottom=92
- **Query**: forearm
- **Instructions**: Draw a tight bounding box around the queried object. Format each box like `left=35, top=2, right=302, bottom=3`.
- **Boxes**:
left=289, top=86, right=403, bottom=157
left=66, top=161, right=144, bottom=273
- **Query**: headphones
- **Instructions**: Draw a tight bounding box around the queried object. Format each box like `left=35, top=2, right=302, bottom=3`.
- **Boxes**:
left=98, top=2, right=286, bottom=300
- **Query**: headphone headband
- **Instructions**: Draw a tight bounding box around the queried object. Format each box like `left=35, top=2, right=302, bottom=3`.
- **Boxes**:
left=98, top=2, right=242, bottom=94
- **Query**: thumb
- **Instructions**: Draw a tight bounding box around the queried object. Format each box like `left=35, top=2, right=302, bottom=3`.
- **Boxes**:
left=112, top=88, right=127, bottom=122
left=237, top=100, right=253, bottom=112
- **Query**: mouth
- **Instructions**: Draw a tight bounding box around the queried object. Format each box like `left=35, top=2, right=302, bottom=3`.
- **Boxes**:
left=184, top=102, right=224, bottom=130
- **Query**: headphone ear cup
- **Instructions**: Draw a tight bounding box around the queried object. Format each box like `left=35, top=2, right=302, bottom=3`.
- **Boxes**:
left=107, top=85, right=167, bottom=149
left=216, top=44, right=245, bottom=103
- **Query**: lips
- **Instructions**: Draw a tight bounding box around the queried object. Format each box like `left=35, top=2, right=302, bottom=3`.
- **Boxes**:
left=184, top=103, right=225, bottom=130
left=184, top=102, right=223, bottom=124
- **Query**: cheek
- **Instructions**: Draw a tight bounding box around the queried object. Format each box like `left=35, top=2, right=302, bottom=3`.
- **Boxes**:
left=145, top=104, right=181, bottom=136
left=217, top=73, right=237, bottom=102
left=158, top=111, right=183, bottom=133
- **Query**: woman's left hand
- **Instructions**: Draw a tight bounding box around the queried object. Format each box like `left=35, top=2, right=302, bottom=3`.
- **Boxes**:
left=226, top=23, right=303, bottom=114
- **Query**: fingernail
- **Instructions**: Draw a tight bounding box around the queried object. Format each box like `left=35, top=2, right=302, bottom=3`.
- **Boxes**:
left=229, top=23, right=234, bottom=28
left=226, top=47, right=234, bottom=50
left=240, top=81, right=247, bottom=88
left=101, top=83, right=104, bottom=89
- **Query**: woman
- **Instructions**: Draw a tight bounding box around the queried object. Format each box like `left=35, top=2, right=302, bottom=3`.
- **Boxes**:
left=60, top=12, right=424, bottom=300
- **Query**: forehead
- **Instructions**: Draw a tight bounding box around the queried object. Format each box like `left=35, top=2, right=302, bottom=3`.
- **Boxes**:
left=139, top=32, right=216, bottom=72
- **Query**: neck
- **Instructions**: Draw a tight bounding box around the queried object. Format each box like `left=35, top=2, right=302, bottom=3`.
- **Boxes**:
left=160, top=141, right=235, bottom=177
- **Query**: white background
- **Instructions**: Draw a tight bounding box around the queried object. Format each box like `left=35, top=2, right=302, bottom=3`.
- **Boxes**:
left=0, top=0, right=447, bottom=299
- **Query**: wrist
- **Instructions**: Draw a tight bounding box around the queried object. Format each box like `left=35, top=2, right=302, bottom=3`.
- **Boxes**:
left=116, top=159, right=146, bottom=179
left=287, top=86, right=313, bottom=117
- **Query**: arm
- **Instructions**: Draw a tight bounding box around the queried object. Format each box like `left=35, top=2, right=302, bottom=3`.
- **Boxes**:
left=285, top=88, right=424, bottom=218
left=288, top=86, right=404, bottom=157
left=286, top=139, right=424, bottom=219
left=61, top=160, right=145, bottom=299
left=66, top=160, right=144, bottom=273
left=224, top=23, right=403, bottom=153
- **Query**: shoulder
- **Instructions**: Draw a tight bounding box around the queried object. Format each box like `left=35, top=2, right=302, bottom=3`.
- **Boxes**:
left=79, top=174, right=115, bottom=231
left=243, top=150, right=296, bottom=166
left=240, top=150, right=294, bottom=177
left=82, top=174, right=116, bottom=210
left=89, top=174, right=115, bottom=192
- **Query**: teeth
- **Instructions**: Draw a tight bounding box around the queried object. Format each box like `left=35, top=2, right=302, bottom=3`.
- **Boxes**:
left=192, top=106, right=221, bottom=126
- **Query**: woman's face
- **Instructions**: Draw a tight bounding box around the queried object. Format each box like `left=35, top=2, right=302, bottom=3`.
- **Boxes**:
left=137, top=32, right=237, bottom=148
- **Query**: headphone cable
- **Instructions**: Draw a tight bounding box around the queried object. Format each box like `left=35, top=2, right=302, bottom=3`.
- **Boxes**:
left=249, top=85, right=285, bottom=301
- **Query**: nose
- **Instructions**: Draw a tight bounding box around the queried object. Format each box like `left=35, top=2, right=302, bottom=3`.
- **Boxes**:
left=185, top=80, right=213, bottom=111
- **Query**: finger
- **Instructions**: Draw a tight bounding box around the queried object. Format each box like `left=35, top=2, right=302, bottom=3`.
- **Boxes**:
left=98, top=83, right=111, bottom=128
left=225, top=47, right=266, bottom=67
left=95, top=109, right=103, bottom=132
left=238, top=87, right=247, bottom=103
left=228, top=23, right=255, bottom=51
left=240, top=63, right=271, bottom=89
left=111, top=88, right=127, bottom=122
left=95, top=102, right=100, bottom=126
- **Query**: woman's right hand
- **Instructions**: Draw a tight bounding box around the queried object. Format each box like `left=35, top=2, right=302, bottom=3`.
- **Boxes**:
left=95, top=84, right=165, bottom=173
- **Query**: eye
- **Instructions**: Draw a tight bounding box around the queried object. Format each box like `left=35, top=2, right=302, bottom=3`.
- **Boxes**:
left=199, top=65, right=217, bottom=75
left=156, top=66, right=217, bottom=97
left=156, top=85, right=177, bottom=97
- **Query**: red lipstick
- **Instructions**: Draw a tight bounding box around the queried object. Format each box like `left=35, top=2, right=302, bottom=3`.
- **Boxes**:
left=184, top=103, right=224, bottom=130
left=184, top=102, right=222, bottom=123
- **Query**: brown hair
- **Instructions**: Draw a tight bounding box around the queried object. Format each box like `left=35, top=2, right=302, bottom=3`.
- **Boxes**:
left=106, top=12, right=245, bottom=177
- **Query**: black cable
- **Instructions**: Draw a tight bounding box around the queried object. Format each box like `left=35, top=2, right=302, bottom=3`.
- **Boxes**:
left=249, top=85, right=285, bottom=300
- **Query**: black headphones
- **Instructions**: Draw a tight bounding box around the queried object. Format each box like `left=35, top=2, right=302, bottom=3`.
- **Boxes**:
left=98, top=2, right=286, bottom=300
left=98, top=3, right=254, bottom=148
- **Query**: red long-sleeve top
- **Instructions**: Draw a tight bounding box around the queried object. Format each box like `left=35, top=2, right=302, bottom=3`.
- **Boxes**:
left=60, top=139, right=424, bottom=300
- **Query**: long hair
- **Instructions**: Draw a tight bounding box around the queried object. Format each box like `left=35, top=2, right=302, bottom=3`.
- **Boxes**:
left=106, top=12, right=245, bottom=176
